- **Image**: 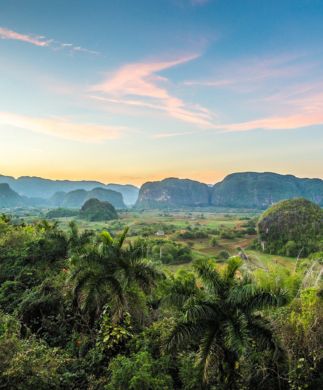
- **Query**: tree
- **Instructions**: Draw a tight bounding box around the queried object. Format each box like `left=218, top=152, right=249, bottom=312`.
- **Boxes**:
left=66, top=221, right=93, bottom=255
left=69, top=227, right=163, bottom=322
left=166, top=257, right=288, bottom=388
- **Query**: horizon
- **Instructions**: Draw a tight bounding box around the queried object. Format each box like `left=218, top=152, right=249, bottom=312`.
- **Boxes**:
left=1, top=0, right=323, bottom=184
left=1, top=169, right=322, bottom=188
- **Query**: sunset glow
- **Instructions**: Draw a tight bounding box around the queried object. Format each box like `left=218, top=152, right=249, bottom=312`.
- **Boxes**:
left=1, top=0, right=322, bottom=184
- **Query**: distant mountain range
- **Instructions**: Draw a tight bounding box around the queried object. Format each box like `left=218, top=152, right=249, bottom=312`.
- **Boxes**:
left=135, top=172, right=323, bottom=209
left=49, top=188, right=125, bottom=209
left=0, top=175, right=139, bottom=206
left=0, top=172, right=322, bottom=210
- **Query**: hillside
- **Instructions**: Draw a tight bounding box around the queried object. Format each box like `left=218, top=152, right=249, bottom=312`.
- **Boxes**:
left=211, top=172, right=323, bottom=209
left=257, top=198, right=323, bottom=256
left=136, top=178, right=210, bottom=208
left=50, top=187, right=126, bottom=209
left=0, top=175, right=138, bottom=205
left=135, top=173, right=323, bottom=209
left=1, top=172, right=322, bottom=210
left=79, top=198, right=118, bottom=221
left=0, top=184, right=24, bottom=208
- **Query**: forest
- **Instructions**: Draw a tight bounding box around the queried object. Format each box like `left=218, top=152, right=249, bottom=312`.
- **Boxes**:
left=0, top=198, right=322, bottom=390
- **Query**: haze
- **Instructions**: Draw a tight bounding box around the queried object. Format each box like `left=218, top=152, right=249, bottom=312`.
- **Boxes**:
left=1, top=0, right=323, bottom=185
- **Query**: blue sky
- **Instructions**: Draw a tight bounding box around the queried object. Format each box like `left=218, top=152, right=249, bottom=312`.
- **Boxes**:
left=0, top=0, right=322, bottom=184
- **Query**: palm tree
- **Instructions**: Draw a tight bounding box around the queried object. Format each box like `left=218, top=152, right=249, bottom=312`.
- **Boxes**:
left=66, top=221, right=93, bottom=255
left=68, top=227, right=163, bottom=322
left=165, top=257, right=288, bottom=389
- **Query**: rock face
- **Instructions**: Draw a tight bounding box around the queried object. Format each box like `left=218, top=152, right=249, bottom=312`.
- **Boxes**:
left=211, top=172, right=323, bottom=209
left=50, top=187, right=126, bottom=209
left=136, top=178, right=210, bottom=208
left=0, top=184, right=24, bottom=208
left=79, top=198, right=118, bottom=221
left=257, top=198, right=323, bottom=257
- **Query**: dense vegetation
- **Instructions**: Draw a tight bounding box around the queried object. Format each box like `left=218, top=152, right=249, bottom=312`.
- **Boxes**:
left=46, top=208, right=79, bottom=219
left=79, top=198, right=119, bottom=221
left=258, top=198, right=323, bottom=257
left=0, top=210, right=322, bottom=389
left=212, top=172, right=323, bottom=208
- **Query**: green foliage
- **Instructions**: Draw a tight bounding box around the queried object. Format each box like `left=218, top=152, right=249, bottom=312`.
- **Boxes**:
left=79, top=198, right=119, bottom=221
left=0, top=312, right=75, bottom=389
left=258, top=198, right=323, bottom=257
left=107, top=351, right=173, bottom=390
left=46, top=208, right=79, bottom=219
left=166, top=257, right=288, bottom=387
left=69, top=227, right=162, bottom=321
left=274, top=287, right=323, bottom=389
left=0, top=212, right=322, bottom=389
left=97, top=308, right=133, bottom=354
left=217, top=249, right=231, bottom=260
left=210, top=236, right=218, bottom=247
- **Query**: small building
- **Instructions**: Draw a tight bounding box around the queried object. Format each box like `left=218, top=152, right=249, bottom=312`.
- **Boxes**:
left=156, top=230, right=165, bottom=236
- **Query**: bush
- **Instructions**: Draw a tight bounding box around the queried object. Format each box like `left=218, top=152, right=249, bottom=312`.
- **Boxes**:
left=217, top=250, right=230, bottom=260
left=107, top=351, right=173, bottom=390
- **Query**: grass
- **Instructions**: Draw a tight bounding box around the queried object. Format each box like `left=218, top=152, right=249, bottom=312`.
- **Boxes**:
left=14, top=208, right=296, bottom=273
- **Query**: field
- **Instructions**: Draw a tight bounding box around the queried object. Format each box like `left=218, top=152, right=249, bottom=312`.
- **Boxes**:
left=17, top=208, right=296, bottom=273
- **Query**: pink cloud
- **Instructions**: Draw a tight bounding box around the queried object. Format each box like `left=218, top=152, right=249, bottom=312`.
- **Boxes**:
left=0, top=112, right=123, bottom=142
left=217, top=113, right=323, bottom=133
left=91, top=55, right=215, bottom=127
left=0, top=27, right=50, bottom=47
left=0, top=26, right=99, bottom=55
left=184, top=53, right=314, bottom=91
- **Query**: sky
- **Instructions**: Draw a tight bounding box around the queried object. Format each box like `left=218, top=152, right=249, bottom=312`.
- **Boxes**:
left=0, top=0, right=322, bottom=185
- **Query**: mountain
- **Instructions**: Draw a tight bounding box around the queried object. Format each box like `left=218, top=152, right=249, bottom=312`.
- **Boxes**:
left=1, top=172, right=322, bottom=210
left=136, top=178, right=210, bottom=208
left=50, top=187, right=126, bottom=209
left=79, top=198, right=118, bottom=221
left=106, top=184, right=139, bottom=206
left=0, top=175, right=105, bottom=198
left=257, top=198, right=323, bottom=256
left=0, top=175, right=139, bottom=205
left=0, top=183, right=24, bottom=208
left=211, top=172, right=323, bottom=209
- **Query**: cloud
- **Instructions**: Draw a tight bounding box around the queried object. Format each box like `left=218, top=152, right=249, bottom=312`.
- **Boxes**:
left=184, top=53, right=314, bottom=91
left=0, top=27, right=50, bottom=47
left=91, top=55, right=215, bottom=126
left=0, top=26, right=99, bottom=55
left=0, top=112, right=123, bottom=142
left=153, top=110, right=323, bottom=138
left=217, top=113, right=323, bottom=133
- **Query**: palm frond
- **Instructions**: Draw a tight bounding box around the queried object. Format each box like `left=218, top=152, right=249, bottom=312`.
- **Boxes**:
left=228, top=284, right=288, bottom=311
left=194, top=259, right=224, bottom=294
left=223, top=256, right=243, bottom=282
left=184, top=301, right=222, bottom=323
left=165, top=321, right=204, bottom=351
left=115, top=227, right=129, bottom=249
left=196, top=328, right=221, bottom=383
left=248, top=317, right=284, bottom=360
